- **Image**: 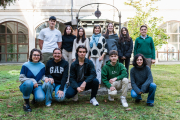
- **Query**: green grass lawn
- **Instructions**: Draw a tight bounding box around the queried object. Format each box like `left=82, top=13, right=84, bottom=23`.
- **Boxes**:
left=0, top=64, right=180, bottom=119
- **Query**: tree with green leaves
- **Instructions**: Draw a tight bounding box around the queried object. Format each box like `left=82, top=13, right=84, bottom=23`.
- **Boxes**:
left=0, top=0, right=16, bottom=9
left=124, top=0, right=168, bottom=49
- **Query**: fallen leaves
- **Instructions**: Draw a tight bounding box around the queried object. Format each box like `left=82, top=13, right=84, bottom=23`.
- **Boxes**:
left=7, top=105, right=13, bottom=108
left=8, top=114, right=13, bottom=117
left=85, top=101, right=90, bottom=104
left=125, top=108, right=132, bottom=111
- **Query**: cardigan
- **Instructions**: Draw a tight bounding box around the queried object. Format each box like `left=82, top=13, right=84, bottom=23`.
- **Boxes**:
left=89, top=36, right=107, bottom=58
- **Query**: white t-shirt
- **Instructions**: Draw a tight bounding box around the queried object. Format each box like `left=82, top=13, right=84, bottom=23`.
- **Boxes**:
left=38, top=27, right=62, bottom=53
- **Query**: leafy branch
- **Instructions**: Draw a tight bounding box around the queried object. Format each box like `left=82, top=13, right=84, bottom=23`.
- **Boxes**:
left=124, top=0, right=169, bottom=50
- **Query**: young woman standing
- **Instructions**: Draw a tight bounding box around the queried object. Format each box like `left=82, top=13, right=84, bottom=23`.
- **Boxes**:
left=89, top=25, right=107, bottom=88
left=72, top=27, right=90, bottom=61
left=62, top=25, right=76, bottom=67
left=104, top=23, right=119, bottom=64
left=118, top=27, right=133, bottom=78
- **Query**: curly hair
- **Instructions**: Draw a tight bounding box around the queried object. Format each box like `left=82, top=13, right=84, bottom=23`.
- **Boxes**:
left=132, top=54, right=147, bottom=67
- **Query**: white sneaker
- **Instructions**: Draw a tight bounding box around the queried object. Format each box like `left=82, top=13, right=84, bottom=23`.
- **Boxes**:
left=90, top=97, right=99, bottom=106
left=120, top=96, right=128, bottom=107
left=46, top=103, right=51, bottom=107
left=72, top=94, right=78, bottom=101
left=108, top=95, right=114, bottom=101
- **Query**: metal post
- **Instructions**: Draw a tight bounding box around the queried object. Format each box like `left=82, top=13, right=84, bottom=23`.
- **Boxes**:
left=71, top=0, right=73, bottom=21
left=119, top=12, right=121, bottom=35
left=76, top=13, right=78, bottom=30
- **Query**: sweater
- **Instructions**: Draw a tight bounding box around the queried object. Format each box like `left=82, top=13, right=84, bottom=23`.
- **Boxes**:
left=134, top=35, right=155, bottom=59
left=89, top=36, right=107, bottom=58
left=104, top=33, right=119, bottom=54
left=62, top=35, right=76, bottom=52
left=118, top=37, right=133, bottom=58
left=72, top=38, right=90, bottom=59
left=130, top=65, right=153, bottom=94
left=45, top=59, right=69, bottom=91
left=69, top=58, right=96, bottom=89
left=19, top=61, right=46, bottom=85
left=101, top=60, right=127, bottom=89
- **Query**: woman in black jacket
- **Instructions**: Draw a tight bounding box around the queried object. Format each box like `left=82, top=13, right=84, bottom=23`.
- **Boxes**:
left=118, top=27, right=133, bottom=78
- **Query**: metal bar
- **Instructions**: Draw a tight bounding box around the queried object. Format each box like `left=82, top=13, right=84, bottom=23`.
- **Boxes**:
left=5, top=22, right=7, bottom=62
left=17, top=22, right=18, bottom=62
left=71, top=0, right=73, bottom=21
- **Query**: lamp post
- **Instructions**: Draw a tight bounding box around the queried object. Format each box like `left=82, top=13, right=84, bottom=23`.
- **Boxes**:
left=76, top=3, right=121, bottom=35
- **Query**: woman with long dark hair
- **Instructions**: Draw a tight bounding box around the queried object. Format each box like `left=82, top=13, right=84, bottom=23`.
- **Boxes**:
left=19, top=48, right=46, bottom=112
left=62, top=25, right=76, bottom=68
left=72, top=27, right=90, bottom=61
left=118, top=27, right=133, bottom=78
left=42, top=48, right=68, bottom=106
left=89, top=25, right=107, bottom=88
left=104, top=23, right=119, bottom=64
left=130, top=54, right=156, bottom=107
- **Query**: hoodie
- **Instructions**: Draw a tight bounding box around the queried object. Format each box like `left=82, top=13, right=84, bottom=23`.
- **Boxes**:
left=45, top=58, right=69, bottom=91
left=101, top=60, right=127, bottom=88
left=104, top=33, right=119, bottom=54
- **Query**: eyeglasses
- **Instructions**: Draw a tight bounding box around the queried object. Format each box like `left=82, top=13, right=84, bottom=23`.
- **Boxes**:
left=33, top=54, right=40, bottom=57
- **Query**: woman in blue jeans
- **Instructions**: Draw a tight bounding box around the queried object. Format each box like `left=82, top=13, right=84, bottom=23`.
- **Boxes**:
left=19, top=48, right=46, bottom=112
left=42, top=48, right=68, bottom=106
left=130, top=54, right=157, bottom=107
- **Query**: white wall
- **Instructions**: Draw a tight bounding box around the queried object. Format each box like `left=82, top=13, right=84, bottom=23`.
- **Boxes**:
left=0, top=0, right=180, bottom=54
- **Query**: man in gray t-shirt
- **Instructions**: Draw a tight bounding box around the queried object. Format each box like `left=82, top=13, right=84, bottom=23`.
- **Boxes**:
left=38, top=16, right=62, bottom=65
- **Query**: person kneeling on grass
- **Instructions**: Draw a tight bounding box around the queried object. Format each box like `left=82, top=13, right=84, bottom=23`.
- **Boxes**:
left=65, top=45, right=99, bottom=106
left=19, top=48, right=46, bottom=112
left=101, top=50, right=129, bottom=107
left=42, top=48, right=69, bottom=107
left=130, top=54, right=157, bottom=107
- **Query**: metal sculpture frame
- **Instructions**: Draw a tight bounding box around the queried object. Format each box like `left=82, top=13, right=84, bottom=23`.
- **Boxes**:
left=76, top=3, right=121, bottom=35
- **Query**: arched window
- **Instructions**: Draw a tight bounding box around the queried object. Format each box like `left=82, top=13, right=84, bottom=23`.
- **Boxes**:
left=158, top=21, right=180, bottom=61
left=35, top=21, right=66, bottom=49
left=0, top=21, right=29, bottom=62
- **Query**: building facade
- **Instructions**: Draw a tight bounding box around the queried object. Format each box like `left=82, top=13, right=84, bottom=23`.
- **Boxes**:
left=0, top=0, right=179, bottom=63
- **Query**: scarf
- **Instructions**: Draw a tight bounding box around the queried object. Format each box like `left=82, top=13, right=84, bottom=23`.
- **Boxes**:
left=90, top=33, right=101, bottom=48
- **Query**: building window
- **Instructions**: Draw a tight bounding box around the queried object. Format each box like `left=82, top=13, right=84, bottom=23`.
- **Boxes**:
left=35, top=21, right=66, bottom=49
left=0, top=21, right=29, bottom=62
left=158, top=21, right=180, bottom=61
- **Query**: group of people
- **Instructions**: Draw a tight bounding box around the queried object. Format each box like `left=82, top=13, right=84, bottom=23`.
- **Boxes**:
left=19, top=16, right=157, bottom=112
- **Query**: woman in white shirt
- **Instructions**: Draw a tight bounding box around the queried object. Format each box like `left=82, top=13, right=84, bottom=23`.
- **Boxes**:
left=72, top=27, right=90, bottom=61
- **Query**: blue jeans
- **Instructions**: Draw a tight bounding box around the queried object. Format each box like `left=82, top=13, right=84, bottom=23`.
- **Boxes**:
left=19, top=80, right=45, bottom=102
left=131, top=83, right=157, bottom=103
left=42, top=82, right=67, bottom=105
left=65, top=78, right=99, bottom=99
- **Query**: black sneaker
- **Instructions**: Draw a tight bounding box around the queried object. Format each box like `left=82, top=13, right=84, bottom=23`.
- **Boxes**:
left=23, top=104, right=32, bottom=112
left=135, top=99, right=141, bottom=103
left=147, top=103, right=154, bottom=107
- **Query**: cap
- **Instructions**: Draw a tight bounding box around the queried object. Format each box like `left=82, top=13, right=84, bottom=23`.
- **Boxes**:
left=49, top=16, right=56, bottom=21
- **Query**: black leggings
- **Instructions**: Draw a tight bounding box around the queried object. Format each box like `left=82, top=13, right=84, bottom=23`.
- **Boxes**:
left=119, top=57, right=130, bottom=78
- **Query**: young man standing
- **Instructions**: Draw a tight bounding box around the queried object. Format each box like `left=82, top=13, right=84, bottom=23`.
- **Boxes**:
left=101, top=50, right=129, bottom=107
left=38, top=16, right=62, bottom=65
left=134, top=25, right=155, bottom=68
left=65, top=45, right=99, bottom=106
